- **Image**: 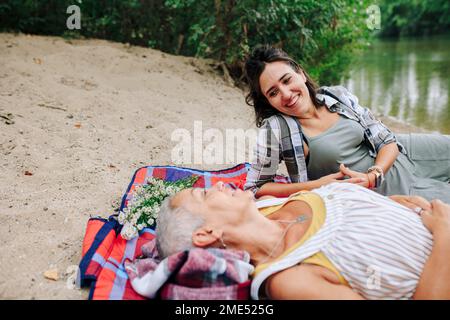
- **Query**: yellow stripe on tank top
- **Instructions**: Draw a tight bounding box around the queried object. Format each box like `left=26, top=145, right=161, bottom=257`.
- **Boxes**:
left=253, top=191, right=348, bottom=286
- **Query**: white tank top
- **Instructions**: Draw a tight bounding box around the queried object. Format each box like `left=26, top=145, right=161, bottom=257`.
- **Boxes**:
left=251, top=182, right=433, bottom=300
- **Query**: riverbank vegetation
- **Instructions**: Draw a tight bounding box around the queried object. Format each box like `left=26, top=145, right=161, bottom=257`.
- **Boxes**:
left=1, top=1, right=448, bottom=84
left=0, top=0, right=372, bottom=85
left=379, top=0, right=450, bottom=37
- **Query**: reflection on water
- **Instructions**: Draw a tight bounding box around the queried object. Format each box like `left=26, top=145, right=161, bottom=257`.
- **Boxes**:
left=344, top=35, right=450, bottom=134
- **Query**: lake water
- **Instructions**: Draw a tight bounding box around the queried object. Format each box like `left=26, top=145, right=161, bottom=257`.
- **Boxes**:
left=344, top=35, right=450, bottom=134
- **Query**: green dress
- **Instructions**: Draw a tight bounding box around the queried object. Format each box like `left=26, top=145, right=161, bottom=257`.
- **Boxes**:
left=304, top=115, right=450, bottom=202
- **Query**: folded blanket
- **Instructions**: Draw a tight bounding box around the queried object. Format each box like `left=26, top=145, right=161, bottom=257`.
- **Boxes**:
left=78, top=163, right=288, bottom=300
left=124, top=239, right=254, bottom=300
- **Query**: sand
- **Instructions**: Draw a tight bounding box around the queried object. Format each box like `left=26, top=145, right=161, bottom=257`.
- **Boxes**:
left=0, top=33, right=422, bottom=299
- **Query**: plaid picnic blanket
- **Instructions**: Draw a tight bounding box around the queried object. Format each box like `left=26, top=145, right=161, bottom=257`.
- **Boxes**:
left=78, top=163, right=288, bottom=300
left=124, top=239, right=254, bottom=300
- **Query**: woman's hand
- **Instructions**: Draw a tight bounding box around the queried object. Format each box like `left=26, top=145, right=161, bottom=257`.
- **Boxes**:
left=316, top=171, right=365, bottom=188
left=339, top=164, right=374, bottom=188
left=412, top=198, right=450, bottom=300
left=389, top=195, right=450, bottom=236
left=421, top=199, right=450, bottom=236
left=389, top=195, right=432, bottom=213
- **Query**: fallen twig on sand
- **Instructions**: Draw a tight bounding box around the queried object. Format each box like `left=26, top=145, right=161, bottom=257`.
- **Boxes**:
left=37, top=103, right=67, bottom=112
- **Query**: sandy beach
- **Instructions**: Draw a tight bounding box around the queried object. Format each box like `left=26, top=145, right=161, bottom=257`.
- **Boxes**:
left=0, top=33, right=423, bottom=299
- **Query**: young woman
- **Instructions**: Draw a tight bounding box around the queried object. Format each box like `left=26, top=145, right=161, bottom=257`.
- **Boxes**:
left=243, top=45, right=450, bottom=202
left=156, top=181, right=450, bottom=300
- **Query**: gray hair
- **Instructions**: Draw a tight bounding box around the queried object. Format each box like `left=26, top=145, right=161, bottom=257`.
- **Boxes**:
left=155, top=195, right=205, bottom=259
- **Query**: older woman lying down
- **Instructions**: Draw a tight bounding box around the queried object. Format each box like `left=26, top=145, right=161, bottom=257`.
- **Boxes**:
left=155, top=181, right=450, bottom=300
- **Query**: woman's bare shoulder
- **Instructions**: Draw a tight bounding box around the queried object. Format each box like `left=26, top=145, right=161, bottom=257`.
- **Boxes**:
left=265, top=264, right=360, bottom=299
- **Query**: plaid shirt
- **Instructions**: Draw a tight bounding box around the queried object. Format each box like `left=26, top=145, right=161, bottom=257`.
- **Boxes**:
left=244, top=86, right=406, bottom=193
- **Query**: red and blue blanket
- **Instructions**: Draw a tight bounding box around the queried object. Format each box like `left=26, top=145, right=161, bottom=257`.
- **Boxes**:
left=79, top=163, right=259, bottom=299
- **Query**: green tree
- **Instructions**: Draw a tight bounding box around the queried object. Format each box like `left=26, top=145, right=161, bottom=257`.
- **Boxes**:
left=379, top=0, right=450, bottom=37
left=0, top=0, right=374, bottom=85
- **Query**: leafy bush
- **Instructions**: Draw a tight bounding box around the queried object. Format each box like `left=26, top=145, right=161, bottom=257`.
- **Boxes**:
left=0, top=0, right=374, bottom=85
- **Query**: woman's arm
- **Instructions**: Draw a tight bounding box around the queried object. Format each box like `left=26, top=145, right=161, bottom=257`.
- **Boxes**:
left=244, top=120, right=282, bottom=194
left=266, top=264, right=364, bottom=300
left=413, top=200, right=450, bottom=299
left=335, top=87, right=400, bottom=187
left=337, top=86, right=403, bottom=154
left=255, top=171, right=365, bottom=198
left=366, top=142, right=400, bottom=187
left=339, top=142, right=399, bottom=188
left=256, top=181, right=320, bottom=198
left=372, top=142, right=399, bottom=175
left=389, top=195, right=432, bottom=212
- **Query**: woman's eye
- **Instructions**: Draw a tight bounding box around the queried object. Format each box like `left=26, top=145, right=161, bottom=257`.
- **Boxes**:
left=283, top=77, right=291, bottom=84
left=269, top=90, right=277, bottom=98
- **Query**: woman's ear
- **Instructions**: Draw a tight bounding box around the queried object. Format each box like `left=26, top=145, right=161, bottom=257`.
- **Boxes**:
left=192, top=227, right=223, bottom=248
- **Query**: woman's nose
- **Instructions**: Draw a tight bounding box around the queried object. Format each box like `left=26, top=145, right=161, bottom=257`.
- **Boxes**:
left=279, top=86, right=290, bottom=101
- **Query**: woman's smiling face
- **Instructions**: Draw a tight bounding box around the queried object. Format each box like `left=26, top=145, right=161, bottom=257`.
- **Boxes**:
left=171, top=181, right=256, bottom=226
left=259, top=61, right=314, bottom=117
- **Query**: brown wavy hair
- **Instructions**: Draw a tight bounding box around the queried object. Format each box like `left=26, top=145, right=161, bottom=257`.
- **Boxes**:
left=244, top=45, right=324, bottom=127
